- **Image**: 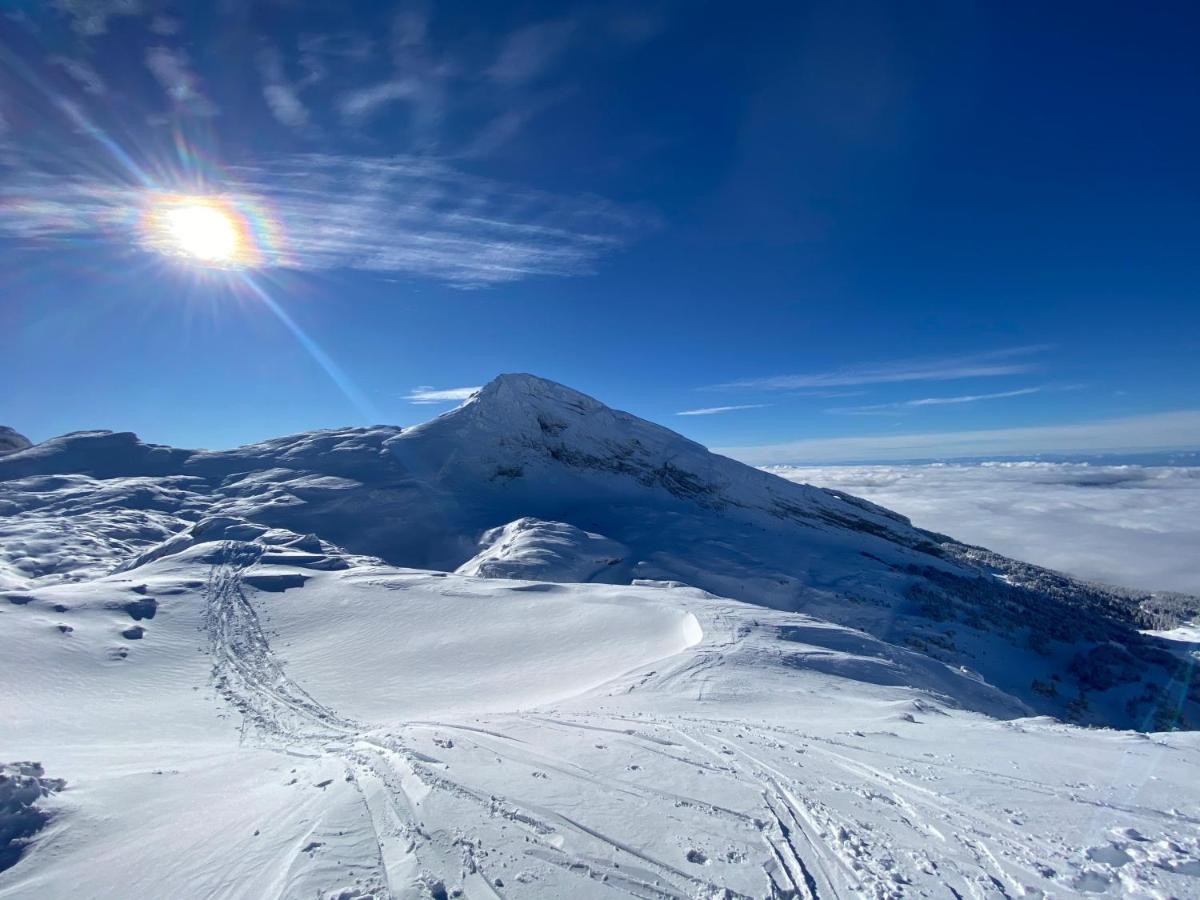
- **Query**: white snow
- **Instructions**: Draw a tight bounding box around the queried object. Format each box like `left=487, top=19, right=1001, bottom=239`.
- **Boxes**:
left=2, top=375, right=1199, bottom=898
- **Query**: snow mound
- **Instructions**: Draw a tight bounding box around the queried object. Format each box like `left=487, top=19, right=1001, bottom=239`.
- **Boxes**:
left=0, top=430, right=189, bottom=478
left=456, top=518, right=629, bottom=582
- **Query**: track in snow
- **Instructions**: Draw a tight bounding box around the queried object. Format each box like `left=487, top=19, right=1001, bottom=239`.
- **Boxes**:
left=200, top=549, right=1200, bottom=899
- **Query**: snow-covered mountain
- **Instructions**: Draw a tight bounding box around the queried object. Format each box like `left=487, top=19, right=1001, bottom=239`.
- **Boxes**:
left=3, top=375, right=1199, bottom=898
left=3, top=374, right=1191, bottom=729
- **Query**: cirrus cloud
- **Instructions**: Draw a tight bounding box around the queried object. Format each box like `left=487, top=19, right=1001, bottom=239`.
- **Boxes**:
left=677, top=404, right=768, bottom=416
left=713, top=346, right=1052, bottom=391
left=829, top=387, right=1043, bottom=415
left=404, top=386, right=481, bottom=404
left=0, top=152, right=642, bottom=287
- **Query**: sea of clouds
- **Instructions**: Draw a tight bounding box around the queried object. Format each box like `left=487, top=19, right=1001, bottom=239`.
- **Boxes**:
left=767, top=462, right=1200, bottom=596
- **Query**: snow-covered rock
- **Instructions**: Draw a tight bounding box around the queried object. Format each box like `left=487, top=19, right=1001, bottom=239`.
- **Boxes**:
left=0, top=428, right=31, bottom=457
left=455, top=518, right=629, bottom=582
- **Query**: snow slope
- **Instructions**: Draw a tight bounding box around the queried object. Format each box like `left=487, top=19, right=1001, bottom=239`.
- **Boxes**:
left=2, top=523, right=1198, bottom=898
left=3, top=375, right=1200, bottom=898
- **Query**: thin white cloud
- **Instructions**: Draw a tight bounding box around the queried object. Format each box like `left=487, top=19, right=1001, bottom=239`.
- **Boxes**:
left=54, top=0, right=143, bottom=36
left=50, top=56, right=107, bottom=95
left=770, top=462, right=1200, bottom=595
left=145, top=46, right=218, bottom=116
left=339, top=80, right=419, bottom=121
left=487, top=20, right=576, bottom=85
left=0, top=153, right=640, bottom=287
left=717, top=409, right=1200, bottom=465
left=830, top=387, right=1042, bottom=415
left=405, top=386, right=481, bottom=404
left=256, top=47, right=309, bottom=128
left=792, top=389, right=868, bottom=398
left=460, top=89, right=570, bottom=158
left=714, top=346, right=1052, bottom=391
left=677, top=404, right=769, bottom=417
left=299, top=33, right=374, bottom=88
left=392, top=8, right=429, bottom=48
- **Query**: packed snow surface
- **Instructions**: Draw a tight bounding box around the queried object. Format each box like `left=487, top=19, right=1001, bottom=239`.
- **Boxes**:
left=2, top=375, right=1199, bottom=899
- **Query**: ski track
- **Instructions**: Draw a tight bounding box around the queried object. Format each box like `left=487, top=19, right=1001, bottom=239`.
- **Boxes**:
left=199, top=543, right=1197, bottom=899
left=202, top=544, right=746, bottom=899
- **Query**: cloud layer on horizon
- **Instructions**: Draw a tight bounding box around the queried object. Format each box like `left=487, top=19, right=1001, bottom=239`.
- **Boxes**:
left=718, top=409, right=1200, bottom=465
left=769, top=462, right=1200, bottom=595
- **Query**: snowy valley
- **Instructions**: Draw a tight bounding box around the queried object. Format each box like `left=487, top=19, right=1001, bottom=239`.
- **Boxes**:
left=2, top=375, right=1199, bottom=899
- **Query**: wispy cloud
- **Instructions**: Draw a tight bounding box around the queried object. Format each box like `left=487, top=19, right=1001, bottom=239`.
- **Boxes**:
left=54, top=0, right=143, bottom=37
left=404, top=386, right=481, bottom=404
left=391, top=7, right=429, bottom=49
left=460, top=88, right=571, bottom=158
left=717, top=409, right=1200, bottom=465
left=830, top=387, right=1043, bottom=415
left=298, top=32, right=374, bottom=87
left=0, top=153, right=641, bottom=287
left=50, top=56, right=106, bottom=95
left=145, top=46, right=218, bottom=116
left=714, top=346, right=1052, bottom=391
left=792, top=389, right=868, bottom=398
left=338, top=79, right=419, bottom=121
left=487, top=20, right=576, bottom=85
left=677, top=404, right=769, bottom=417
left=256, top=46, right=308, bottom=129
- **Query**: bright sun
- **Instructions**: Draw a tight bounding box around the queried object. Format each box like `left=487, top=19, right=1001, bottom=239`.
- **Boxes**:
left=162, top=203, right=239, bottom=263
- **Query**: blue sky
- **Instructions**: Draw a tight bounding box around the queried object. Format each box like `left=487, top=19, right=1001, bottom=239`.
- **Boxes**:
left=1, top=1, right=1198, bottom=461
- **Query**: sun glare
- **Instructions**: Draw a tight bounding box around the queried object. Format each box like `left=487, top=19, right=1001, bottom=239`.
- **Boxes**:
left=164, top=203, right=238, bottom=262
left=139, top=194, right=266, bottom=269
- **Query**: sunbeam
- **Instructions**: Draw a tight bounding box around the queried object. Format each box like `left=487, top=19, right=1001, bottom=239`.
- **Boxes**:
left=236, top=272, right=380, bottom=422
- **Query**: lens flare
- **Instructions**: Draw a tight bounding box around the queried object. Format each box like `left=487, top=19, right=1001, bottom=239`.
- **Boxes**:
left=164, top=204, right=238, bottom=262
left=141, top=194, right=270, bottom=268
